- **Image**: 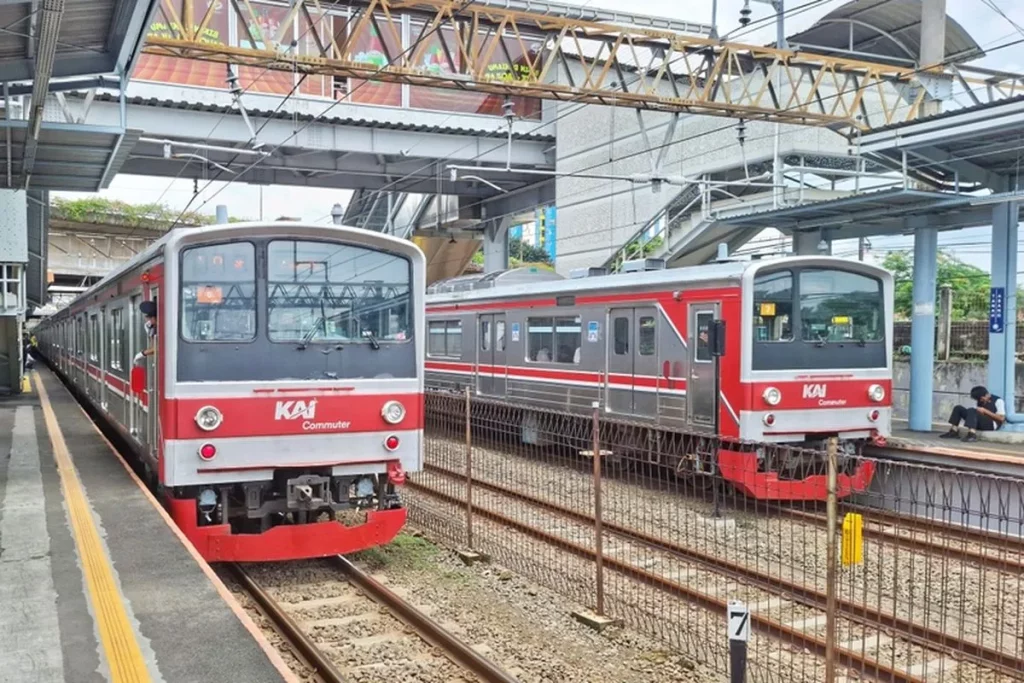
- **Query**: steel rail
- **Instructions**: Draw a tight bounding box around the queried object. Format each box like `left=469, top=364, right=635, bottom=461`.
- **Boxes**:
left=331, top=556, right=519, bottom=683
left=406, top=477, right=925, bottom=683
left=415, top=463, right=1024, bottom=679
left=230, top=564, right=348, bottom=683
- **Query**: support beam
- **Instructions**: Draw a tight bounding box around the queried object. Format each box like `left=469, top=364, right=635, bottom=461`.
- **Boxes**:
left=909, top=223, right=938, bottom=431
left=987, top=201, right=1022, bottom=429
left=483, top=217, right=511, bottom=274
left=791, top=231, right=829, bottom=255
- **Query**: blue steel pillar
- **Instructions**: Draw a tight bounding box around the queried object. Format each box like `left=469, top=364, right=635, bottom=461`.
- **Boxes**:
left=988, top=201, right=1021, bottom=429
left=909, top=225, right=938, bottom=431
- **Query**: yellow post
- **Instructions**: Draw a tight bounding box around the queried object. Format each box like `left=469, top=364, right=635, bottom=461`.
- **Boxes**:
left=20, top=373, right=31, bottom=393
left=841, top=513, right=864, bottom=566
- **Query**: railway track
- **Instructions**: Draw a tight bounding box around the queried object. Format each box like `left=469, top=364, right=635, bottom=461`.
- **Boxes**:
left=410, top=460, right=1024, bottom=683
left=230, top=557, right=518, bottom=683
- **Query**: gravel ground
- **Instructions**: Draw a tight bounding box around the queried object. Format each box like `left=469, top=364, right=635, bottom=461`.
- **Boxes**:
left=225, top=533, right=730, bottom=683
left=413, top=432, right=1024, bottom=682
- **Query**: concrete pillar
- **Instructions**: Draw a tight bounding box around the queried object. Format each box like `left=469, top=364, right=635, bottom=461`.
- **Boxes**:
left=920, top=0, right=947, bottom=118
left=482, top=217, right=510, bottom=273
left=0, top=189, right=28, bottom=394
left=988, top=201, right=1020, bottom=428
left=909, top=226, right=938, bottom=431
left=216, top=205, right=229, bottom=224
left=25, top=190, right=47, bottom=312
left=792, top=231, right=830, bottom=256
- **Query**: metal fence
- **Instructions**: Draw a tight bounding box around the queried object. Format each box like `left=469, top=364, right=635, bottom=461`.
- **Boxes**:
left=407, top=390, right=1024, bottom=683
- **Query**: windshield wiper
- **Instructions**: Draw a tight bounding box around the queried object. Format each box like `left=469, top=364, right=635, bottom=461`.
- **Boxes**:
left=297, top=299, right=331, bottom=350
left=361, top=330, right=381, bottom=350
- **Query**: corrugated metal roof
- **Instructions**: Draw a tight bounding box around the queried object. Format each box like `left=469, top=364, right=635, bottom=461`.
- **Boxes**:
left=6, top=125, right=142, bottom=191
left=787, top=0, right=982, bottom=65
left=91, top=92, right=556, bottom=141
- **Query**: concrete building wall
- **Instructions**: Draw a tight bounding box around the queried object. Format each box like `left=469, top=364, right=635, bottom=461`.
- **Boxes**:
left=551, top=59, right=910, bottom=274
left=892, top=360, right=1024, bottom=426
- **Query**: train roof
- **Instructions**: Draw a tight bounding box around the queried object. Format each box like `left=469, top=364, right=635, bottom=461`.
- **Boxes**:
left=425, top=256, right=890, bottom=306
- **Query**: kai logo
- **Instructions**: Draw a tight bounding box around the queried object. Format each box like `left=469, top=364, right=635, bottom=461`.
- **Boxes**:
left=802, top=384, right=827, bottom=399
left=275, top=399, right=317, bottom=421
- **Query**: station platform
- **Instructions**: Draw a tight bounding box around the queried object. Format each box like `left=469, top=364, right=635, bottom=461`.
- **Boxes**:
left=871, top=425, right=1024, bottom=478
left=1, top=368, right=296, bottom=683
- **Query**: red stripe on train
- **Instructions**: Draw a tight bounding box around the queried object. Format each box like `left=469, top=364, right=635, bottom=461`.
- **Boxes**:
left=166, top=393, right=424, bottom=440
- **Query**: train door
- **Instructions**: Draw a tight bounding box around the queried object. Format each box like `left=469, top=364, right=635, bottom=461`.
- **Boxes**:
left=145, top=288, right=159, bottom=460
left=476, top=314, right=507, bottom=397
left=606, top=306, right=658, bottom=414
left=687, top=303, right=719, bottom=429
left=129, top=294, right=141, bottom=441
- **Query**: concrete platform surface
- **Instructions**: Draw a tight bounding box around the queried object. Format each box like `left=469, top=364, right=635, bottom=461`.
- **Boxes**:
left=872, top=426, right=1024, bottom=478
left=0, top=369, right=294, bottom=683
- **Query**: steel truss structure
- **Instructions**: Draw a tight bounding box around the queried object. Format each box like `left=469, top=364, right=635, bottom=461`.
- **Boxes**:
left=141, top=0, right=1024, bottom=132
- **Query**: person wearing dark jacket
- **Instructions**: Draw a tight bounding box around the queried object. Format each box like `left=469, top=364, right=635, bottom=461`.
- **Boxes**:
left=941, top=385, right=1006, bottom=442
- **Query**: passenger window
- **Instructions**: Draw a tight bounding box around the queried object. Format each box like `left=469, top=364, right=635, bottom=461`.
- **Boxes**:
left=613, top=317, right=629, bottom=355
left=527, top=316, right=581, bottom=364
left=752, top=270, right=793, bottom=342
left=695, top=312, right=713, bottom=363
left=480, top=319, right=491, bottom=351
left=496, top=321, right=506, bottom=351
left=428, top=320, right=462, bottom=357
left=638, top=316, right=656, bottom=356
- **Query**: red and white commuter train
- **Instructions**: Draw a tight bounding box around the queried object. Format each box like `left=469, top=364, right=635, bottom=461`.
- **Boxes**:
left=34, top=222, right=425, bottom=562
left=425, top=256, right=892, bottom=500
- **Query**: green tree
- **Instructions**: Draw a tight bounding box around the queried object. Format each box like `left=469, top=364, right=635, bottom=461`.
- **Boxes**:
left=881, top=250, right=1018, bottom=321
left=469, top=236, right=553, bottom=270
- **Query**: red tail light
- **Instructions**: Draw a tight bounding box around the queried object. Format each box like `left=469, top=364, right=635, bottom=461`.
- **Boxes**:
left=868, top=409, right=880, bottom=422
left=198, top=443, right=217, bottom=461
left=384, top=435, right=400, bottom=451
left=762, top=413, right=776, bottom=427
left=387, top=461, right=406, bottom=485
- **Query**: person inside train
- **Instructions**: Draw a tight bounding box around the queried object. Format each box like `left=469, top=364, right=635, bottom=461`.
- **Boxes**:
left=940, top=385, right=1005, bottom=442
left=133, top=300, right=158, bottom=366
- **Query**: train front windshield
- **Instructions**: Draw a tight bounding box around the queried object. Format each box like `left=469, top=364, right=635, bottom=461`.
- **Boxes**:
left=751, top=267, right=886, bottom=371
left=178, top=239, right=414, bottom=382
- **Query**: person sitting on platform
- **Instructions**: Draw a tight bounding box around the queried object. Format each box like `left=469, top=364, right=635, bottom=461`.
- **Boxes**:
left=940, top=385, right=1005, bottom=442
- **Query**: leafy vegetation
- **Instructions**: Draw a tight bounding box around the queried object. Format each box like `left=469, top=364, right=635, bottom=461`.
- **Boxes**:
left=881, top=250, right=1022, bottom=321
left=470, top=236, right=554, bottom=270
left=50, top=196, right=245, bottom=229
left=352, top=531, right=438, bottom=570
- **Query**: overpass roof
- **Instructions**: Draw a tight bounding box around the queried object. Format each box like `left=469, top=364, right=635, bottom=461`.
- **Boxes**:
left=0, top=0, right=156, bottom=81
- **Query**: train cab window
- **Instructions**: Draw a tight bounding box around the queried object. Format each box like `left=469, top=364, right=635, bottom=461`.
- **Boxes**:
left=613, top=317, right=629, bottom=355
left=752, top=270, right=794, bottom=342
left=638, top=316, right=656, bottom=356
left=527, top=316, right=581, bottom=364
left=267, top=240, right=411, bottom=343
left=480, top=319, right=491, bottom=351
left=181, top=242, right=257, bottom=342
left=428, top=320, right=462, bottom=357
left=799, top=270, right=883, bottom=343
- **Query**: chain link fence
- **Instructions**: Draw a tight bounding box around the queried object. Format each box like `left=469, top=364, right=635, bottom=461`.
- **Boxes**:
left=407, top=390, right=1024, bottom=683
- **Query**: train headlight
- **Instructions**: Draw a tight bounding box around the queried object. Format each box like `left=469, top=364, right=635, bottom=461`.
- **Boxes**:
left=382, top=400, right=406, bottom=425
left=762, top=387, right=782, bottom=406
left=194, top=405, right=223, bottom=431
left=867, top=384, right=886, bottom=402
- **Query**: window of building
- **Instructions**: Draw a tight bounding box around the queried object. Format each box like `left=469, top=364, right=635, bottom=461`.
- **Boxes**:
left=427, top=320, right=462, bottom=357
left=527, top=316, right=581, bottom=364
left=639, top=316, right=656, bottom=356
left=613, top=316, right=629, bottom=355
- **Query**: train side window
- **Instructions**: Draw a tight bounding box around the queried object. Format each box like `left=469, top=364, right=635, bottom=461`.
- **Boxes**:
left=496, top=321, right=506, bottom=351
left=695, top=312, right=713, bottom=363
left=109, top=308, right=124, bottom=370
left=88, top=314, right=100, bottom=362
left=480, top=319, right=491, bottom=351
left=428, top=320, right=462, bottom=357
left=528, top=316, right=581, bottom=364
left=752, top=270, right=794, bottom=342
left=638, top=316, right=656, bottom=356
left=613, top=317, right=629, bottom=355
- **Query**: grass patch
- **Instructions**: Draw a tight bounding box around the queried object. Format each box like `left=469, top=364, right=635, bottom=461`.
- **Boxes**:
left=353, top=531, right=439, bottom=571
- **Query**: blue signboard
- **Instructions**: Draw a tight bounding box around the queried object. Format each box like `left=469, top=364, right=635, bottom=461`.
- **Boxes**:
left=990, top=287, right=1006, bottom=333
left=544, top=206, right=557, bottom=264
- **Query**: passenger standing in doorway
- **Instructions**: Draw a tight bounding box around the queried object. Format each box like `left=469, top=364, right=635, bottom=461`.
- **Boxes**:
left=133, top=300, right=157, bottom=366
left=941, top=385, right=1005, bottom=442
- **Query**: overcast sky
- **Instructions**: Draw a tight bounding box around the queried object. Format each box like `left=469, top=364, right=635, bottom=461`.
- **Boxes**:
left=54, top=0, right=1024, bottom=268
